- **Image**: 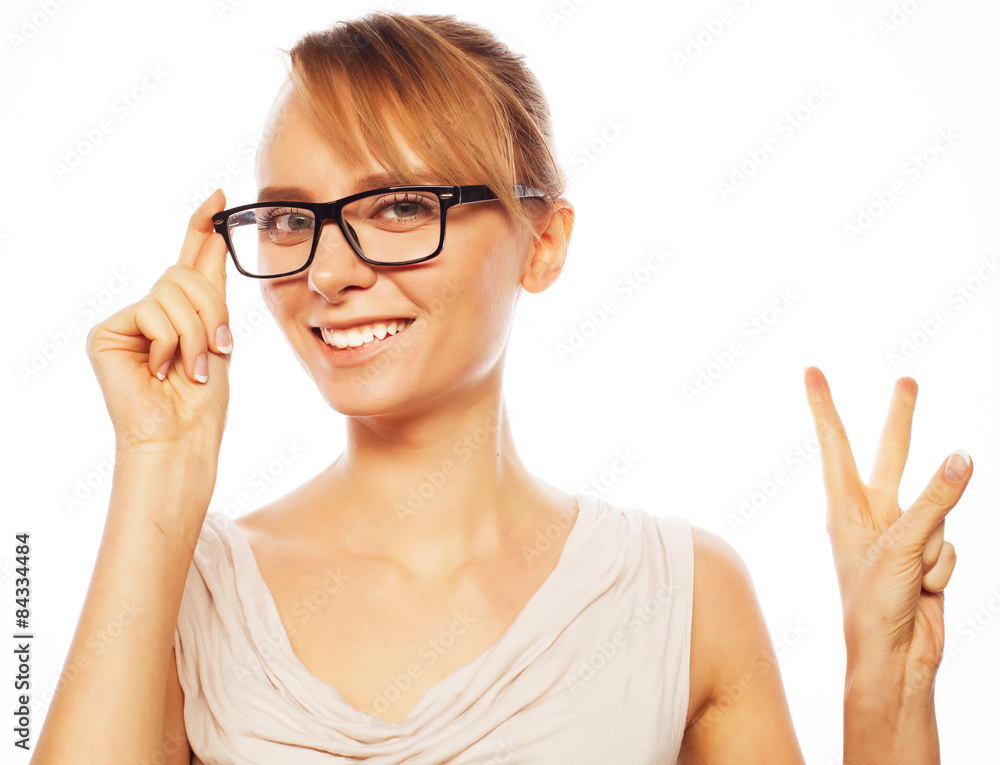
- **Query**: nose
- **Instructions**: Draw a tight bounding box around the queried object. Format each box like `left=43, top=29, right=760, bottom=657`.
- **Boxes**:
left=307, top=218, right=378, bottom=297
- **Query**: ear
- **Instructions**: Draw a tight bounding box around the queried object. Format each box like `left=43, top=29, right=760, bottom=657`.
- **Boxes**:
left=520, top=199, right=574, bottom=294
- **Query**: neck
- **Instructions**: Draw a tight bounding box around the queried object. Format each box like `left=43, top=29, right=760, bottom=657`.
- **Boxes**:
left=309, top=394, right=561, bottom=581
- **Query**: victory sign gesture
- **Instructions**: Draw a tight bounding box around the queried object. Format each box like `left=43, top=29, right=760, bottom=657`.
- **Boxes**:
left=804, top=366, right=972, bottom=764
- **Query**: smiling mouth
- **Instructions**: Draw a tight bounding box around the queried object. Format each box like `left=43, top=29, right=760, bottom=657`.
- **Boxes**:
left=312, top=319, right=415, bottom=349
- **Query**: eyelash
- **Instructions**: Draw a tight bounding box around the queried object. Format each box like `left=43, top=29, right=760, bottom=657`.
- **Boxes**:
left=375, top=193, right=438, bottom=214
left=256, top=208, right=307, bottom=229
left=253, top=193, right=440, bottom=231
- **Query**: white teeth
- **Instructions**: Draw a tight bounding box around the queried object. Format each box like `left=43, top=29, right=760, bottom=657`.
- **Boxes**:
left=319, top=319, right=411, bottom=349
left=345, top=328, right=364, bottom=347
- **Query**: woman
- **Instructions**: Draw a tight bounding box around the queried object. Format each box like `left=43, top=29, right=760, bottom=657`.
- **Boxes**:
left=32, top=12, right=969, bottom=764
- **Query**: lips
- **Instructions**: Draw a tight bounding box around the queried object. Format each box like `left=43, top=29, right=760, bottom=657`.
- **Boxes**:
left=315, top=318, right=414, bottom=349
left=308, top=318, right=417, bottom=370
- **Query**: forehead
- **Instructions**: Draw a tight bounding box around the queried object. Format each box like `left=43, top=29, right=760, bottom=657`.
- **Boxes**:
left=254, top=80, right=436, bottom=202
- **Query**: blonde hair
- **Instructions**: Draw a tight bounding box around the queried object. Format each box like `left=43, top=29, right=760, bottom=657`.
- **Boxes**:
left=280, top=12, right=564, bottom=236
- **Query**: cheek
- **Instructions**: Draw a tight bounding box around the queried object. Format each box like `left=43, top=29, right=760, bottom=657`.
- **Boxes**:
left=452, top=239, right=522, bottom=341
left=259, top=281, right=294, bottom=321
left=259, top=282, right=277, bottom=312
left=258, top=281, right=307, bottom=350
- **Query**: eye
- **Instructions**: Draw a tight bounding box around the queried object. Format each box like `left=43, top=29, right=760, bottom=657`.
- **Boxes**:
left=279, top=213, right=312, bottom=231
left=385, top=200, right=420, bottom=219
left=257, top=208, right=314, bottom=232
left=371, top=193, right=439, bottom=225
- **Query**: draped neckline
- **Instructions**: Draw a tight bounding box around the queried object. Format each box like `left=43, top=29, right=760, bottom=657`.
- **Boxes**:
left=218, top=492, right=591, bottom=727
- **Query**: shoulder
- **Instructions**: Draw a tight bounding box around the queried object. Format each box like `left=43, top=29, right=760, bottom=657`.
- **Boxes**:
left=685, top=526, right=754, bottom=726
left=690, top=526, right=755, bottom=603
left=679, top=526, right=804, bottom=763
left=688, top=526, right=761, bottom=646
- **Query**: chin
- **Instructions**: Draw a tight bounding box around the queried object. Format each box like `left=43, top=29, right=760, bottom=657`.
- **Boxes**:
left=314, top=380, right=403, bottom=418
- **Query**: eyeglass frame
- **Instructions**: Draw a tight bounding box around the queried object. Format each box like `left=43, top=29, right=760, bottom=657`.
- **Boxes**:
left=212, top=183, right=546, bottom=278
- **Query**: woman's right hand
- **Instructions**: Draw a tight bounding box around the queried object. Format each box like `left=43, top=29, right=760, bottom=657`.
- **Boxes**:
left=86, top=189, right=233, bottom=460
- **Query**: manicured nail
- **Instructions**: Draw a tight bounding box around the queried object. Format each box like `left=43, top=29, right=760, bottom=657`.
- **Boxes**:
left=944, top=449, right=970, bottom=482
left=156, top=360, right=170, bottom=380
left=216, top=325, right=233, bottom=354
left=194, top=353, right=208, bottom=383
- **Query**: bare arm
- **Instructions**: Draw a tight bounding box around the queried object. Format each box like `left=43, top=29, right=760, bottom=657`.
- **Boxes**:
left=842, top=656, right=938, bottom=764
left=31, top=452, right=206, bottom=763
left=677, top=526, right=805, bottom=764
left=163, top=644, right=192, bottom=764
left=32, top=189, right=232, bottom=763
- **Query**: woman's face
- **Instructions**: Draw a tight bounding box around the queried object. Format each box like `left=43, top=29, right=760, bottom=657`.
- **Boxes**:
left=254, top=82, right=540, bottom=418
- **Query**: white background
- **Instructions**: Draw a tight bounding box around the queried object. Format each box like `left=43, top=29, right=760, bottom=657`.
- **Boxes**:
left=3, top=0, right=999, bottom=761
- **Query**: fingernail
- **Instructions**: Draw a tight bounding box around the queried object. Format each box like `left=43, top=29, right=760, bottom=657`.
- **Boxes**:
left=944, top=449, right=970, bottom=482
left=216, top=325, right=233, bottom=354
left=194, top=353, right=208, bottom=383
left=156, top=360, right=170, bottom=380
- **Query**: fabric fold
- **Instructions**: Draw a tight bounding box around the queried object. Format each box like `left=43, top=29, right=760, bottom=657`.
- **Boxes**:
left=173, top=492, right=693, bottom=764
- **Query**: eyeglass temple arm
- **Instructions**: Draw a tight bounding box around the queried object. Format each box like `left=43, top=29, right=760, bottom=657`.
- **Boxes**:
left=458, top=185, right=546, bottom=204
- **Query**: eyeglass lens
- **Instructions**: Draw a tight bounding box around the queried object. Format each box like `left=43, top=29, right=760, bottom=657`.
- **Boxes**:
left=226, top=190, right=444, bottom=275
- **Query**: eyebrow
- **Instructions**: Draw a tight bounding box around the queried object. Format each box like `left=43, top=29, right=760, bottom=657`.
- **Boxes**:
left=256, top=171, right=450, bottom=203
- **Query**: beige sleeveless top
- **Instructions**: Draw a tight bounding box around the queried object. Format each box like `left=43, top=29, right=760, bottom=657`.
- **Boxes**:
left=173, top=492, right=694, bottom=763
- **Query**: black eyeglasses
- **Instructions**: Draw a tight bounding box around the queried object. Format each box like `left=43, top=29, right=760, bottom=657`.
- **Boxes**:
left=212, top=184, right=545, bottom=278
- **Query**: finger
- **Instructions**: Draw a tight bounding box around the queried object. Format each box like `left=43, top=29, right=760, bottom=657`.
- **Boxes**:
left=922, top=518, right=945, bottom=574
left=922, top=541, right=956, bottom=592
left=804, top=366, right=863, bottom=506
left=99, top=295, right=177, bottom=380
left=868, top=377, right=918, bottom=496
left=195, top=220, right=230, bottom=303
left=147, top=281, right=214, bottom=384
left=178, top=189, right=228, bottom=293
left=153, top=263, right=232, bottom=356
left=900, top=450, right=972, bottom=548
left=135, top=305, right=175, bottom=380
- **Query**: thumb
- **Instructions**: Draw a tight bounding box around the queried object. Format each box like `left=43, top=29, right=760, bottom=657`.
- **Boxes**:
left=179, top=188, right=229, bottom=298
left=898, top=449, right=972, bottom=549
left=179, top=188, right=225, bottom=265
left=197, top=226, right=230, bottom=302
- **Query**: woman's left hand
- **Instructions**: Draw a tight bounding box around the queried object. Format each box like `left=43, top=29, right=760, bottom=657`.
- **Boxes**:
left=803, top=366, right=971, bottom=695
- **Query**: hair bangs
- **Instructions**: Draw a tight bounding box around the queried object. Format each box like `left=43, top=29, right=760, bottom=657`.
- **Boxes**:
left=281, top=13, right=563, bottom=235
